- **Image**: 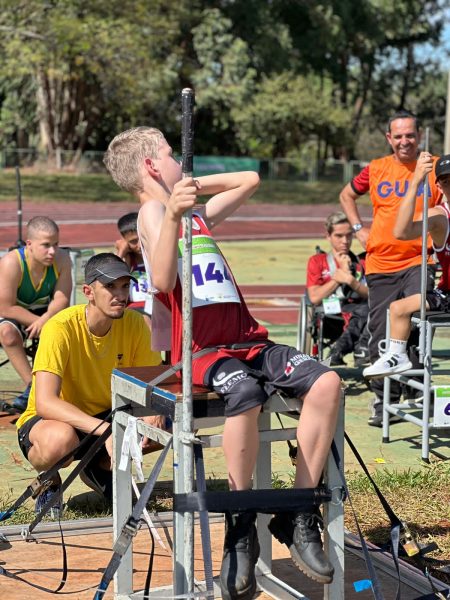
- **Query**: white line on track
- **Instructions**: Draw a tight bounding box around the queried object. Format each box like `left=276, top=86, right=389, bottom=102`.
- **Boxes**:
left=0, top=216, right=327, bottom=227
left=61, top=233, right=321, bottom=247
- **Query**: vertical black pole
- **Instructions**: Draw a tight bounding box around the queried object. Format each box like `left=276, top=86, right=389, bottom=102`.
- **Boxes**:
left=179, top=87, right=195, bottom=596
left=15, top=166, right=24, bottom=247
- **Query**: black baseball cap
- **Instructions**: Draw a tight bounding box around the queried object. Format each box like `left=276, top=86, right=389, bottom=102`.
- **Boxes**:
left=85, top=262, right=138, bottom=285
left=435, top=154, right=450, bottom=182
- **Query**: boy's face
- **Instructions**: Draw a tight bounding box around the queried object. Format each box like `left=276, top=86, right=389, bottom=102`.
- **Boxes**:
left=26, top=230, right=59, bottom=266
left=153, top=138, right=182, bottom=191
left=437, top=174, right=450, bottom=198
left=123, top=230, right=141, bottom=254
left=327, top=222, right=353, bottom=254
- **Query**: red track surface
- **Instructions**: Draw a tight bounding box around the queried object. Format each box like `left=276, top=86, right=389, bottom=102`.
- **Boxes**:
left=0, top=202, right=373, bottom=248
left=240, top=284, right=304, bottom=325
left=0, top=201, right=371, bottom=324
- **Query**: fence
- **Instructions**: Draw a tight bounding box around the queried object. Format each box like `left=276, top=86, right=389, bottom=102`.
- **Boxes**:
left=0, top=148, right=367, bottom=184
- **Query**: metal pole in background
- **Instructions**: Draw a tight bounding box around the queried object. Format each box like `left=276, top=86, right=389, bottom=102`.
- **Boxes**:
left=15, top=166, right=25, bottom=247
left=419, top=127, right=430, bottom=362
left=181, top=87, right=195, bottom=595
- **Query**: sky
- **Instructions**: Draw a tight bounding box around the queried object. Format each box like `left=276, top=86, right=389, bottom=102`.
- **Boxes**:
left=437, top=8, right=450, bottom=68
left=416, top=7, right=450, bottom=69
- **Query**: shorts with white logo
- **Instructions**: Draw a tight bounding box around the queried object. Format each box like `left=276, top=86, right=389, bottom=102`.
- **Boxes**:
left=204, top=344, right=331, bottom=417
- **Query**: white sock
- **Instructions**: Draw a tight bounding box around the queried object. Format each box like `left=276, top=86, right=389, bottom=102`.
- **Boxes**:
left=388, top=338, right=407, bottom=355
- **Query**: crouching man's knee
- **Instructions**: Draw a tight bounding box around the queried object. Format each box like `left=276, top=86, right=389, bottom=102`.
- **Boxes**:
left=27, top=421, right=79, bottom=470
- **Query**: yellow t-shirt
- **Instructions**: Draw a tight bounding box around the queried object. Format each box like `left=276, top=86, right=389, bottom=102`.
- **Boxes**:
left=17, top=304, right=161, bottom=428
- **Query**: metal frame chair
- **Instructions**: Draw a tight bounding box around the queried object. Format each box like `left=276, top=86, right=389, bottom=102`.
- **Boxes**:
left=296, top=293, right=345, bottom=360
left=381, top=309, right=450, bottom=462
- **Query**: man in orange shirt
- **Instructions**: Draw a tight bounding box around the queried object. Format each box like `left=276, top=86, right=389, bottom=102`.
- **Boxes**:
left=339, top=110, right=442, bottom=426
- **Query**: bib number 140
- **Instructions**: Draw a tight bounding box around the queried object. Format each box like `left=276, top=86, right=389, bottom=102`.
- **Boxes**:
left=192, top=262, right=231, bottom=286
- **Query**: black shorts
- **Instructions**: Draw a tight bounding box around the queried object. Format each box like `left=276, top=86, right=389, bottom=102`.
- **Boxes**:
left=0, top=307, right=47, bottom=341
left=0, top=317, right=28, bottom=341
left=204, top=344, right=331, bottom=417
left=17, top=410, right=111, bottom=461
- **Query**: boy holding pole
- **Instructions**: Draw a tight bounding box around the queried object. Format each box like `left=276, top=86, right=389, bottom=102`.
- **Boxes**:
left=104, top=126, right=341, bottom=599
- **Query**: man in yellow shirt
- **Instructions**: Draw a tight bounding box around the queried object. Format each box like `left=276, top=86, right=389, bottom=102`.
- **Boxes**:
left=16, top=252, right=162, bottom=516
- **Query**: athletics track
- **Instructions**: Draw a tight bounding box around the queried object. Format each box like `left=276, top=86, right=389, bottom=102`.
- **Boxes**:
left=0, top=201, right=373, bottom=325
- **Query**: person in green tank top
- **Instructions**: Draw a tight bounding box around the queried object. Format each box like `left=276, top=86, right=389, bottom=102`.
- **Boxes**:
left=0, top=216, right=72, bottom=412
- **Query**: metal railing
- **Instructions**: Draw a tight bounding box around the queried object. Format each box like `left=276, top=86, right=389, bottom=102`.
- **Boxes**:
left=0, top=148, right=368, bottom=183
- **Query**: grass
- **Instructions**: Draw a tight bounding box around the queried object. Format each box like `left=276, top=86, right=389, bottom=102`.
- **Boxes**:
left=0, top=170, right=352, bottom=205
left=0, top=488, right=175, bottom=526
left=2, top=465, right=449, bottom=580
left=345, top=464, right=450, bottom=580
left=0, top=171, right=132, bottom=203
left=272, top=462, right=450, bottom=568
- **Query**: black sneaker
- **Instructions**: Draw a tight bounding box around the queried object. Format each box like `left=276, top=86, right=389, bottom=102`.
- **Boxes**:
left=367, top=398, right=402, bottom=427
left=80, top=463, right=112, bottom=502
left=220, top=511, right=260, bottom=600
left=353, top=348, right=370, bottom=367
left=328, top=351, right=346, bottom=366
left=12, top=383, right=31, bottom=413
left=269, top=509, right=334, bottom=584
left=34, top=473, right=63, bottom=520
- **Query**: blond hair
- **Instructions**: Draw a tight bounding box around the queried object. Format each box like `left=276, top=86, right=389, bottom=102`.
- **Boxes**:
left=103, top=127, right=164, bottom=194
left=325, top=211, right=349, bottom=234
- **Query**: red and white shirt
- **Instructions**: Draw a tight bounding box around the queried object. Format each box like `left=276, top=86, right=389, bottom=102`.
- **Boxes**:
left=141, top=212, right=269, bottom=384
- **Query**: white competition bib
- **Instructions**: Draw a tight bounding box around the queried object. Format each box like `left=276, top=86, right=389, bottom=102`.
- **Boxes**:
left=129, top=267, right=151, bottom=303
left=322, top=295, right=341, bottom=315
left=178, top=234, right=240, bottom=307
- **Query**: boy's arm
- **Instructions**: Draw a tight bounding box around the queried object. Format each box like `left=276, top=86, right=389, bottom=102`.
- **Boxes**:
left=306, top=255, right=340, bottom=305
left=139, top=172, right=258, bottom=292
left=199, top=171, right=260, bottom=229
left=394, top=152, right=447, bottom=245
left=114, top=238, right=132, bottom=265
left=307, top=267, right=365, bottom=305
left=25, top=249, right=73, bottom=339
left=0, top=252, right=40, bottom=326
left=139, top=178, right=198, bottom=292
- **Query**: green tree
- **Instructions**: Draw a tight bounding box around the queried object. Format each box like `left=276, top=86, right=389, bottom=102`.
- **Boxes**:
left=233, top=72, right=351, bottom=159
left=213, top=0, right=446, bottom=157
left=0, top=0, right=196, bottom=162
left=0, top=0, right=448, bottom=163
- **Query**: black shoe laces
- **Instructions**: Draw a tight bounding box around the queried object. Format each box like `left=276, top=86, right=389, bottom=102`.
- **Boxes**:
left=294, top=512, right=322, bottom=543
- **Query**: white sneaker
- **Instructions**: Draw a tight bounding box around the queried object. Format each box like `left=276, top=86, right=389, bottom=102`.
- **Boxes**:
left=363, top=352, right=412, bottom=379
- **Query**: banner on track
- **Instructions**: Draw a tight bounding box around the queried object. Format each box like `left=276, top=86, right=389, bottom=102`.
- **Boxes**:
left=193, top=156, right=260, bottom=176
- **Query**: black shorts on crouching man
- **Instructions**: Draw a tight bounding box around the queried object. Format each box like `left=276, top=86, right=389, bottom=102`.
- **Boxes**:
left=204, top=344, right=330, bottom=417
left=17, top=410, right=111, bottom=461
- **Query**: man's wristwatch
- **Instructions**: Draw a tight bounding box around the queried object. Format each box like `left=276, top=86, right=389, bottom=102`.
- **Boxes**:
left=352, top=223, right=363, bottom=233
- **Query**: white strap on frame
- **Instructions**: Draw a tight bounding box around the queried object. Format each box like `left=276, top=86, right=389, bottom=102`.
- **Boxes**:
left=118, top=415, right=145, bottom=482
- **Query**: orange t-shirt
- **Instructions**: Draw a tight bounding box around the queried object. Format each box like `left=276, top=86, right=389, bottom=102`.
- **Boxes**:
left=362, top=155, right=442, bottom=274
